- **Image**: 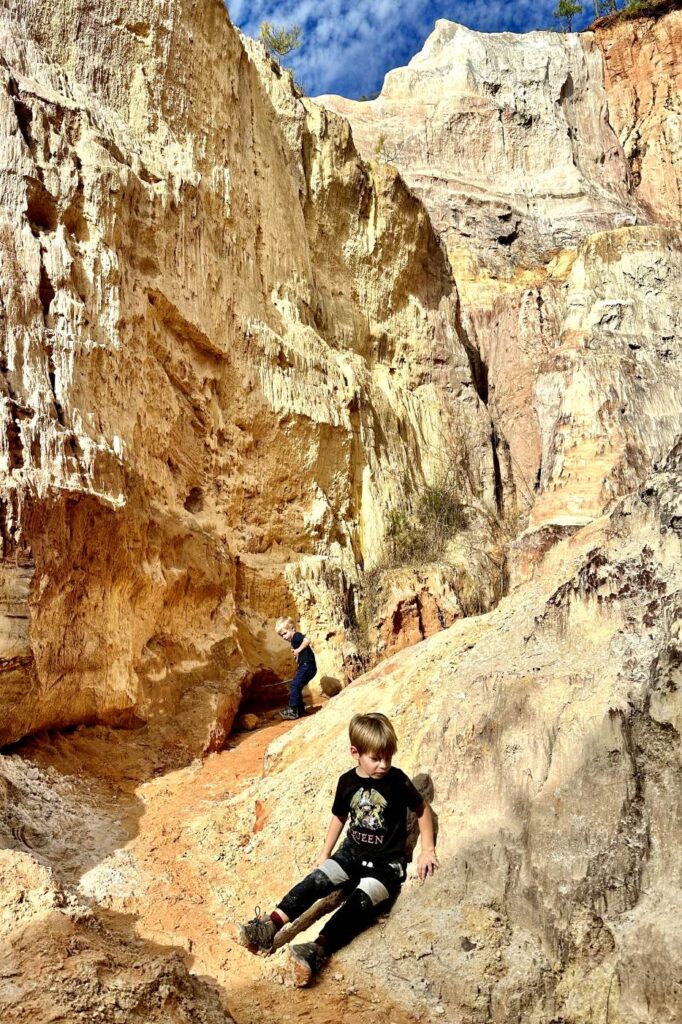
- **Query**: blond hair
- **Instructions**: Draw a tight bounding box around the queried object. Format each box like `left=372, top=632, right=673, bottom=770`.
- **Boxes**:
left=349, top=713, right=398, bottom=757
left=275, top=616, right=295, bottom=634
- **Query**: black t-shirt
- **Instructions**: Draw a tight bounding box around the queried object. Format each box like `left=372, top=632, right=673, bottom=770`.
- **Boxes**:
left=331, top=766, right=424, bottom=861
left=292, top=631, right=316, bottom=670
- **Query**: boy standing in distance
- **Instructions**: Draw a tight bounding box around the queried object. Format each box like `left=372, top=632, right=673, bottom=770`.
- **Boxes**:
left=236, top=712, right=438, bottom=985
left=276, top=616, right=317, bottom=720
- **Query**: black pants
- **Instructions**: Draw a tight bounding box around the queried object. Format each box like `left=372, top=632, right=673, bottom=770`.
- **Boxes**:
left=289, top=662, right=316, bottom=710
left=278, top=841, right=405, bottom=953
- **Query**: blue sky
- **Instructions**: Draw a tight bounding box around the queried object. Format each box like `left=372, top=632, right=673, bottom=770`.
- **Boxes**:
left=228, top=1, right=595, bottom=98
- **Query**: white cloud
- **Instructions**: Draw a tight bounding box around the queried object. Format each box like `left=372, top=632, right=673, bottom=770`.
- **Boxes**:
left=226, top=1, right=592, bottom=97
left=228, top=0, right=433, bottom=96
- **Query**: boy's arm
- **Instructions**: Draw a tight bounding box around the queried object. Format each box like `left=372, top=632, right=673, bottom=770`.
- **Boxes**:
left=415, top=803, right=439, bottom=881
left=293, top=635, right=311, bottom=656
left=316, top=814, right=346, bottom=866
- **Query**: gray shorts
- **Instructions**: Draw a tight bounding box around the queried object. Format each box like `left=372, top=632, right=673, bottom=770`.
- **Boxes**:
left=318, top=839, right=406, bottom=906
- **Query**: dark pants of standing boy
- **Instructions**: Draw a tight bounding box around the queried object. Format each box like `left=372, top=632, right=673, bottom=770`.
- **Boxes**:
left=289, top=663, right=316, bottom=712
left=277, top=840, right=405, bottom=953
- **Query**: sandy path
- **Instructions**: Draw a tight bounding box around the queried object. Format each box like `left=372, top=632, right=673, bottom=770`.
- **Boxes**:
left=13, top=718, right=417, bottom=1024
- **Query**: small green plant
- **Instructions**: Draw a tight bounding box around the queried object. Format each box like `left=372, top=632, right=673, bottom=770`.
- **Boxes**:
left=384, top=507, right=426, bottom=564
left=592, top=0, right=619, bottom=14
left=259, top=21, right=302, bottom=59
left=553, top=0, right=584, bottom=30
left=372, top=133, right=398, bottom=163
left=418, top=486, right=467, bottom=537
left=383, top=485, right=467, bottom=567
left=373, top=133, right=388, bottom=158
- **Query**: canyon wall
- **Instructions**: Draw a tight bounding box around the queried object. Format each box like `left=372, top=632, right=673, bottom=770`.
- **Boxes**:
left=0, top=3, right=681, bottom=1023
left=320, top=23, right=637, bottom=272
left=0, top=0, right=498, bottom=746
left=321, top=9, right=682, bottom=531
left=595, top=3, right=682, bottom=224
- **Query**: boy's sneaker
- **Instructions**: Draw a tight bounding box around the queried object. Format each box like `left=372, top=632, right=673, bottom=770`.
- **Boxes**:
left=279, top=707, right=301, bottom=720
left=235, top=909, right=278, bottom=954
left=289, top=941, right=328, bottom=986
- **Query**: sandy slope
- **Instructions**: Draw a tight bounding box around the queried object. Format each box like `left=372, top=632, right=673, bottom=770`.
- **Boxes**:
left=3, top=714, right=416, bottom=1024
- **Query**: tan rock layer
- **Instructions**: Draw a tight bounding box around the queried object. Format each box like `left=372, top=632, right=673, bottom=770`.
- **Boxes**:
left=531, top=226, right=682, bottom=530
left=596, top=3, right=682, bottom=223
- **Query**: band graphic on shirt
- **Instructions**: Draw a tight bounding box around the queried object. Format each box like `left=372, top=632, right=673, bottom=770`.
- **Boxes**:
left=349, top=787, right=388, bottom=846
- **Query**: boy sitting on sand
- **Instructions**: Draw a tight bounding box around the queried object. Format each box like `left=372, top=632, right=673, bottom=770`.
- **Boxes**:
left=237, top=712, right=438, bottom=985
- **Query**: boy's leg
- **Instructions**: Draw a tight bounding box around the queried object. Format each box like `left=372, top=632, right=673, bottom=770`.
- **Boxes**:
left=277, top=856, right=350, bottom=921
left=283, top=665, right=314, bottom=717
left=283, top=667, right=305, bottom=715
left=317, top=872, right=399, bottom=953
left=237, top=856, right=352, bottom=954
left=299, top=664, right=316, bottom=714
left=290, top=860, right=404, bottom=985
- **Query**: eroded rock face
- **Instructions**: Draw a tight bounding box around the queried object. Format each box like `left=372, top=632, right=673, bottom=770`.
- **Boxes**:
left=531, top=225, right=682, bottom=530
left=596, top=5, right=682, bottom=224
left=319, top=21, right=638, bottom=274
left=350, top=559, right=503, bottom=668
left=371, top=565, right=465, bottom=658
left=319, top=11, right=682, bottom=531
left=0, top=0, right=497, bottom=744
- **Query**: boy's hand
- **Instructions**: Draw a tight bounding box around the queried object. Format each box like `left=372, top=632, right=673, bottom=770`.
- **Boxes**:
left=417, top=851, right=439, bottom=881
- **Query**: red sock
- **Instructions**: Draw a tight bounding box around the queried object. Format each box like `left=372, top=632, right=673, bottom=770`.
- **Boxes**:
left=270, top=910, right=286, bottom=929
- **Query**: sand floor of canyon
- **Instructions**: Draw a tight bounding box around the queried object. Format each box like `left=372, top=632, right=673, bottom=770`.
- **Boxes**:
left=7, top=714, right=420, bottom=1024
